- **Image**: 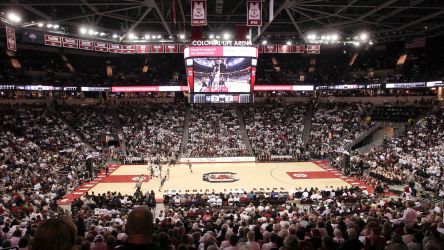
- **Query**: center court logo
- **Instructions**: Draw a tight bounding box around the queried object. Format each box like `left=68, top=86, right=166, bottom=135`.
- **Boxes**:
left=131, top=176, right=147, bottom=182
left=203, top=172, right=239, bottom=183
left=292, top=173, right=308, bottom=178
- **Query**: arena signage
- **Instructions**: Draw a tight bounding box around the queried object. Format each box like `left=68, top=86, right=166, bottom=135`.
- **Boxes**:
left=386, top=82, right=426, bottom=89
left=180, top=157, right=256, bottom=163
left=426, top=81, right=444, bottom=87
left=184, top=46, right=258, bottom=58
left=190, top=40, right=253, bottom=46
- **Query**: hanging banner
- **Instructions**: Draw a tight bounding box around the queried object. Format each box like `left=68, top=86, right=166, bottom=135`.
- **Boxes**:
left=247, top=1, right=262, bottom=26
left=94, top=41, right=109, bottom=52
left=136, top=45, right=150, bottom=54
left=293, top=45, right=305, bottom=53
left=178, top=44, right=187, bottom=53
left=5, top=26, right=16, bottom=51
left=121, top=45, right=136, bottom=54
left=165, top=44, right=178, bottom=53
left=44, top=34, right=62, bottom=47
left=151, top=44, right=165, bottom=53
left=278, top=44, right=291, bottom=53
left=109, top=44, right=122, bottom=53
left=263, top=44, right=278, bottom=53
left=79, top=40, right=94, bottom=50
left=62, top=37, right=78, bottom=49
left=191, top=0, right=207, bottom=26
left=306, top=45, right=320, bottom=54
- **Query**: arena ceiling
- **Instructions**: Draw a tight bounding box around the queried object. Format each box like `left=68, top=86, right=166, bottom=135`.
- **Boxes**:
left=2, top=0, right=444, bottom=43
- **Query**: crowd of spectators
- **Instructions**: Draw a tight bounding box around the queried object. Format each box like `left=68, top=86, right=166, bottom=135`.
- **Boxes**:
left=185, top=106, right=250, bottom=157
left=118, top=102, right=186, bottom=163
left=309, top=102, right=372, bottom=156
left=242, top=102, right=308, bottom=161
left=0, top=104, right=96, bottom=248
left=344, top=108, right=444, bottom=199
left=59, top=104, right=118, bottom=149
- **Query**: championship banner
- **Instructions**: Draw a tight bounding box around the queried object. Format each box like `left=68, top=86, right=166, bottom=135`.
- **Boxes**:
left=263, top=44, right=277, bottom=53
left=278, top=44, right=291, bottom=53
left=108, top=44, right=122, bottom=53
left=79, top=40, right=94, bottom=50
left=151, top=44, right=165, bottom=53
left=62, top=37, right=78, bottom=49
left=121, top=45, right=136, bottom=54
left=306, top=44, right=320, bottom=54
left=136, top=45, right=150, bottom=54
left=247, top=1, right=262, bottom=26
left=293, top=45, right=305, bottom=53
left=257, top=45, right=263, bottom=53
left=5, top=26, right=16, bottom=51
left=44, top=34, right=62, bottom=47
left=95, top=41, right=109, bottom=52
left=165, top=44, right=178, bottom=53
left=191, top=0, right=207, bottom=26
left=178, top=44, right=187, bottom=53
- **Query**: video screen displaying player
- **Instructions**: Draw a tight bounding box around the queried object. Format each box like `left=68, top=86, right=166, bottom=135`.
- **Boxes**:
left=193, top=57, right=251, bottom=93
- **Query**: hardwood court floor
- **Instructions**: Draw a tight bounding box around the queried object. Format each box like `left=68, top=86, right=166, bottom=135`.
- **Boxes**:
left=58, top=161, right=370, bottom=203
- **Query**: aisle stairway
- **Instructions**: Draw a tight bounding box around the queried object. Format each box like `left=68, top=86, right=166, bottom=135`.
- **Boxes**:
left=234, top=107, right=254, bottom=156
left=51, top=99, right=93, bottom=150
left=109, top=104, right=126, bottom=149
left=179, top=105, right=191, bottom=157
left=302, top=101, right=314, bottom=144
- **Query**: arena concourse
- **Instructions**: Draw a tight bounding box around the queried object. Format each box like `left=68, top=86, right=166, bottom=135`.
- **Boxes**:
left=0, top=1, right=444, bottom=250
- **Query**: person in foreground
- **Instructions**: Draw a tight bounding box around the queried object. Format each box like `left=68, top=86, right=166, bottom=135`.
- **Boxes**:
left=116, top=206, right=158, bottom=250
left=32, top=217, right=78, bottom=250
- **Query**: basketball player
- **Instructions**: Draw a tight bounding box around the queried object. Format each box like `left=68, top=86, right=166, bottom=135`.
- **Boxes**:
left=188, top=161, right=193, bottom=173
left=209, top=59, right=226, bottom=91
left=135, top=174, right=144, bottom=193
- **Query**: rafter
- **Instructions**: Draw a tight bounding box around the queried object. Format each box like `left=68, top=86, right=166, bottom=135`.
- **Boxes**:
left=252, top=0, right=292, bottom=42
left=119, top=7, right=153, bottom=41
left=285, top=8, right=304, bottom=38
left=150, top=0, right=173, bottom=36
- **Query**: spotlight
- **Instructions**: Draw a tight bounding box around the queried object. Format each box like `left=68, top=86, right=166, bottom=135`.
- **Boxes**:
left=37, top=23, right=44, bottom=27
left=88, top=29, right=95, bottom=35
left=152, top=35, right=157, bottom=39
left=307, top=33, right=316, bottom=40
left=369, top=40, right=374, bottom=45
left=128, top=33, right=137, bottom=40
left=7, top=12, right=21, bottom=23
left=47, top=23, right=53, bottom=28
left=94, top=31, right=99, bottom=35
left=179, top=34, right=185, bottom=39
left=157, top=35, right=161, bottom=39
left=112, top=33, right=118, bottom=38
left=331, top=34, right=339, bottom=41
left=216, top=35, right=220, bottom=39
left=354, top=41, right=360, bottom=47
left=360, top=32, right=368, bottom=41
left=99, top=32, right=106, bottom=36
left=286, top=41, right=292, bottom=45
left=246, top=35, right=251, bottom=39
left=144, top=34, right=150, bottom=39
left=53, top=24, right=59, bottom=29
left=262, top=40, right=267, bottom=45
left=209, top=34, right=214, bottom=39
left=80, top=27, right=87, bottom=34
left=223, top=33, right=230, bottom=40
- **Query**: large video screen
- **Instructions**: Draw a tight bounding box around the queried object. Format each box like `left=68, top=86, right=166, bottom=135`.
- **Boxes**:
left=193, top=57, right=251, bottom=93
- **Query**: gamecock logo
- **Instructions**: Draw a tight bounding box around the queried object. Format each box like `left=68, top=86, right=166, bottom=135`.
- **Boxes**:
left=203, top=172, right=239, bottom=183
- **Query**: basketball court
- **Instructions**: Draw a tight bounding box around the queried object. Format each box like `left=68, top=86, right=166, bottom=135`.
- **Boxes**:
left=60, top=161, right=371, bottom=205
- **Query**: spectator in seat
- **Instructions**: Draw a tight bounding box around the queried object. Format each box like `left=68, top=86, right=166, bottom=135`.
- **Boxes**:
left=32, top=217, right=78, bottom=250
left=116, top=206, right=157, bottom=250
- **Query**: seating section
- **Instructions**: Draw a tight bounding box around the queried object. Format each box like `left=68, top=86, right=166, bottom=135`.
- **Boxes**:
left=310, top=102, right=372, bottom=151
left=59, top=104, right=117, bottom=149
left=242, top=102, right=307, bottom=161
left=117, top=103, right=185, bottom=162
left=185, top=106, right=249, bottom=157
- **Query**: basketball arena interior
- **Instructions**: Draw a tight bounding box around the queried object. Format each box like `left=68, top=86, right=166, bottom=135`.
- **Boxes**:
left=0, top=1, right=444, bottom=249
